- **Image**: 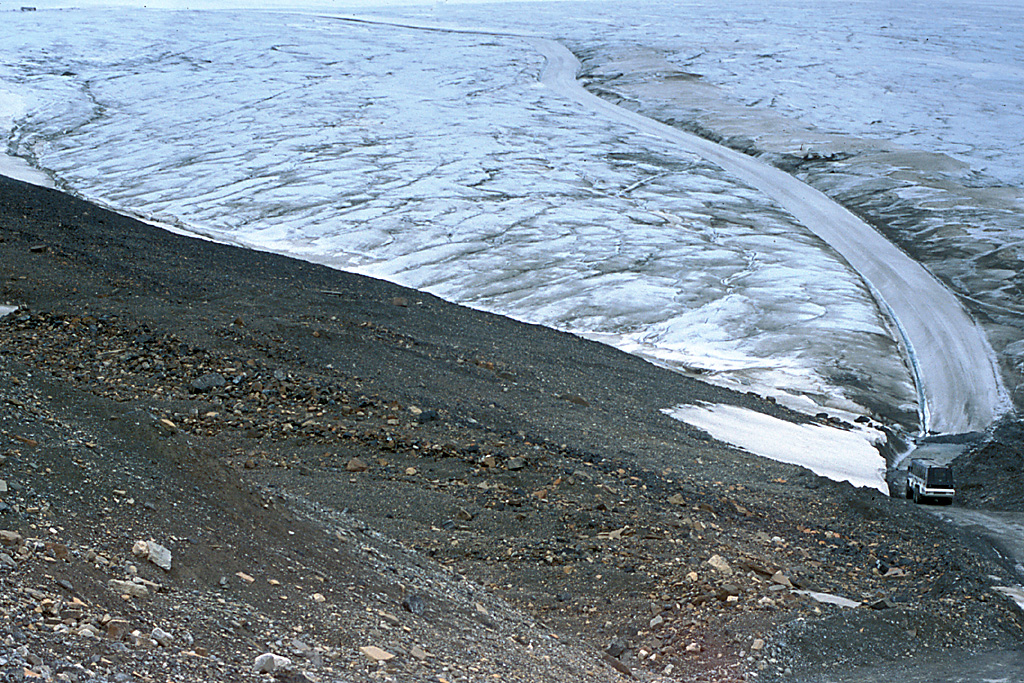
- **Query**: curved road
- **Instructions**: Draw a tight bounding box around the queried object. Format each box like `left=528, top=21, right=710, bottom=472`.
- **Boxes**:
left=523, top=37, right=1008, bottom=435
left=350, top=17, right=1009, bottom=434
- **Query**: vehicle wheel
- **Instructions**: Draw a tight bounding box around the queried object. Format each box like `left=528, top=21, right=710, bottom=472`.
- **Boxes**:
left=912, top=487, right=920, bottom=504
left=905, top=484, right=913, bottom=499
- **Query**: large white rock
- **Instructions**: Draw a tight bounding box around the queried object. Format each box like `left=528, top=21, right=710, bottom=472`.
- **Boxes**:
left=707, top=554, right=733, bottom=576
left=108, top=579, right=149, bottom=599
left=151, top=627, right=174, bottom=647
left=253, top=653, right=292, bottom=673
left=132, top=539, right=172, bottom=571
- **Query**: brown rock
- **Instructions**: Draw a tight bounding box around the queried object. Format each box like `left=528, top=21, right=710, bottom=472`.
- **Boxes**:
left=346, top=457, right=369, bottom=473
left=603, top=653, right=634, bottom=678
left=0, top=530, right=23, bottom=546
left=108, top=580, right=149, bottom=599
left=359, top=645, right=395, bottom=662
left=46, top=542, right=70, bottom=561
left=106, top=620, right=130, bottom=640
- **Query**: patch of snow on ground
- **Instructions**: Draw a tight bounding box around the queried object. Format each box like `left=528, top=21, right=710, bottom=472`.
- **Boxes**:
left=663, top=403, right=888, bottom=492
left=994, top=586, right=1024, bottom=612
left=793, top=590, right=861, bottom=609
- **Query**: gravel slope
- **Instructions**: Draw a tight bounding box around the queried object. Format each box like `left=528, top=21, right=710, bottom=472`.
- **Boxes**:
left=1, top=175, right=1022, bottom=682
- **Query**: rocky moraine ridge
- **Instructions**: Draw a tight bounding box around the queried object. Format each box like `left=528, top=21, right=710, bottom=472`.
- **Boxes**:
left=1, top=174, right=1022, bottom=682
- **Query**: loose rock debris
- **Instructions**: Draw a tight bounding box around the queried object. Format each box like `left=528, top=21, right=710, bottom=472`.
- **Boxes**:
left=0, top=175, right=1021, bottom=682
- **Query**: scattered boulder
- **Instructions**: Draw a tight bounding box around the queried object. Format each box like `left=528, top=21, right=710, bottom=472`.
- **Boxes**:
left=151, top=627, right=174, bottom=647
left=603, top=653, right=634, bottom=677
left=0, top=529, right=22, bottom=546
left=106, top=620, right=130, bottom=640
left=359, top=645, right=395, bottom=663
left=155, top=418, right=178, bottom=435
left=253, top=652, right=292, bottom=673
left=190, top=372, right=226, bottom=393
left=708, top=554, right=733, bottom=576
left=132, top=539, right=172, bottom=571
left=402, top=594, right=425, bottom=615
left=346, top=457, right=369, bottom=473
left=717, top=584, right=741, bottom=600
left=868, top=597, right=896, bottom=610
left=557, top=393, right=590, bottom=407
left=108, top=580, right=150, bottom=599
left=605, top=638, right=628, bottom=659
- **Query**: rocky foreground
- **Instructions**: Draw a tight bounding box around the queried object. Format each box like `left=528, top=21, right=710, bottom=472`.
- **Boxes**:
left=1, top=174, right=1022, bottom=682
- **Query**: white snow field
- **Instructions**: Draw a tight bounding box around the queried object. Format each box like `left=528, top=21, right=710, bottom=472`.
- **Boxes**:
left=662, top=403, right=888, bottom=492
left=1, top=0, right=1022, bottom=484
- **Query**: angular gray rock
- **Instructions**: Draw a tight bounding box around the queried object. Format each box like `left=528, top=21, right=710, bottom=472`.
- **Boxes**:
left=190, top=372, right=226, bottom=392
left=133, top=539, right=172, bottom=571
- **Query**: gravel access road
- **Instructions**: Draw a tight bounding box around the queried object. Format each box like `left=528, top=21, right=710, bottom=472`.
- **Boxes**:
left=523, top=35, right=1007, bottom=436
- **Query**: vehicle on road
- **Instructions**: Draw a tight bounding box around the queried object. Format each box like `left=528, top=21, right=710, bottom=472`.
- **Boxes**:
left=906, top=458, right=956, bottom=505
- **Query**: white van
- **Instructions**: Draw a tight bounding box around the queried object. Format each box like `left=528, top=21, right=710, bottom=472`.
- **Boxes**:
left=906, top=458, right=955, bottom=505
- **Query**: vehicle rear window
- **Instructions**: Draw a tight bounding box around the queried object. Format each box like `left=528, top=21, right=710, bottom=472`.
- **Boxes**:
left=927, top=468, right=954, bottom=487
